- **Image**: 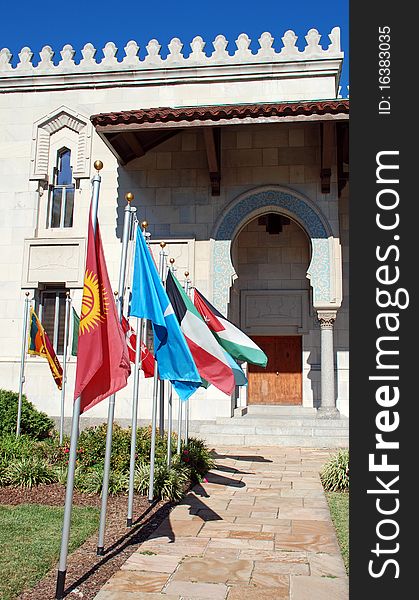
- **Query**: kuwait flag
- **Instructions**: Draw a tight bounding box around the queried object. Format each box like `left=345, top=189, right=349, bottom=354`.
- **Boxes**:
left=194, top=288, right=268, bottom=367
left=166, top=271, right=235, bottom=396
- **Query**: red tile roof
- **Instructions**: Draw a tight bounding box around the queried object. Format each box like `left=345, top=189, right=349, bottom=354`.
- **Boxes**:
left=91, top=100, right=349, bottom=127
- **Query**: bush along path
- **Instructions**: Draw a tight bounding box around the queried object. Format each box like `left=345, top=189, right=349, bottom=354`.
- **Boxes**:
left=321, top=449, right=349, bottom=574
left=0, top=424, right=214, bottom=501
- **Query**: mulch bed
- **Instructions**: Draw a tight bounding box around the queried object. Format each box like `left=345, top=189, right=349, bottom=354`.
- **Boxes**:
left=0, top=484, right=174, bottom=600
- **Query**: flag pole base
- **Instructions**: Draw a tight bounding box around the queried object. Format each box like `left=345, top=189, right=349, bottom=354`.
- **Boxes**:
left=148, top=498, right=154, bottom=504
left=126, top=518, right=133, bottom=527
left=96, top=546, right=105, bottom=556
left=55, top=570, right=66, bottom=599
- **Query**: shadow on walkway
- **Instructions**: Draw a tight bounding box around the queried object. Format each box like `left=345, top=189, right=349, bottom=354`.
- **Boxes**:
left=65, top=461, right=247, bottom=595
left=211, top=451, right=272, bottom=463
left=65, top=500, right=172, bottom=597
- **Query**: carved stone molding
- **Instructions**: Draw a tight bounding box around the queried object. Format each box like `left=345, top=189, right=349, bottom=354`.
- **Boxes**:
left=30, top=106, right=92, bottom=181
left=1, top=28, right=343, bottom=76
left=211, top=186, right=340, bottom=313
left=317, top=310, right=337, bottom=328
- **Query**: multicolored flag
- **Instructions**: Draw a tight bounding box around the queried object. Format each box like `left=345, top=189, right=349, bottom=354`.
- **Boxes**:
left=121, top=316, right=155, bottom=378
left=166, top=271, right=235, bottom=396
left=224, top=351, right=248, bottom=387
left=28, top=308, right=63, bottom=390
left=130, top=227, right=201, bottom=401
left=73, top=212, right=131, bottom=413
left=193, top=288, right=268, bottom=367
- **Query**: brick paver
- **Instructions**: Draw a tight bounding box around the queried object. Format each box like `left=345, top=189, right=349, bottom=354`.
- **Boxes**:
left=95, top=447, right=348, bottom=600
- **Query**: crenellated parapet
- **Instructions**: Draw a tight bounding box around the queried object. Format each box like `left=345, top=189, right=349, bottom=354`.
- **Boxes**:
left=0, top=28, right=344, bottom=93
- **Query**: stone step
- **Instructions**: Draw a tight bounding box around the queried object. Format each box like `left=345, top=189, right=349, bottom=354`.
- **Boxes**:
left=195, top=432, right=348, bottom=448
left=199, top=423, right=348, bottom=437
left=215, top=416, right=349, bottom=428
left=245, top=406, right=318, bottom=416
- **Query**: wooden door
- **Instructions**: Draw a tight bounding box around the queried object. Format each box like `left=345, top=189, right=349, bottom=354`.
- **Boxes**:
left=248, top=336, right=302, bottom=405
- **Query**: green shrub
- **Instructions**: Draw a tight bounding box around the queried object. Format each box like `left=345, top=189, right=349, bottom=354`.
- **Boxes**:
left=0, top=458, right=10, bottom=486
left=54, top=465, right=68, bottom=485
left=74, top=465, right=128, bottom=496
left=321, top=449, right=349, bottom=491
left=0, top=417, right=213, bottom=498
left=0, top=390, right=54, bottom=440
left=178, top=437, right=214, bottom=482
left=35, top=435, right=71, bottom=465
left=135, top=426, right=171, bottom=461
left=78, top=423, right=132, bottom=471
left=0, top=434, right=38, bottom=462
left=6, top=457, right=57, bottom=488
left=134, top=461, right=188, bottom=501
left=159, top=467, right=189, bottom=501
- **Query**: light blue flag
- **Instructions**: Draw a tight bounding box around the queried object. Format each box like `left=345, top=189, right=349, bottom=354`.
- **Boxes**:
left=130, top=228, right=201, bottom=401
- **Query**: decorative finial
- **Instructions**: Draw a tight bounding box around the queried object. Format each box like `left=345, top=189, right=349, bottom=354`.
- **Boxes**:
left=160, top=241, right=166, bottom=248
left=125, top=192, right=134, bottom=203
left=94, top=160, right=103, bottom=171
left=25, top=291, right=30, bottom=297
left=141, top=220, right=148, bottom=230
left=66, top=291, right=70, bottom=298
left=184, top=271, right=189, bottom=277
left=114, top=290, right=118, bottom=297
left=169, top=258, right=175, bottom=264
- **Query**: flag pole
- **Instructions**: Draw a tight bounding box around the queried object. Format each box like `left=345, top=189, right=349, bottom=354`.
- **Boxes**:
left=55, top=159, right=103, bottom=600
left=166, top=258, right=176, bottom=467
left=127, top=220, right=149, bottom=527
left=148, top=241, right=166, bottom=502
left=59, top=292, right=71, bottom=445
left=177, top=398, right=183, bottom=454
left=158, top=245, right=168, bottom=437
left=167, top=381, right=173, bottom=466
left=97, top=192, right=136, bottom=555
left=16, top=291, right=31, bottom=437
left=184, top=272, right=191, bottom=447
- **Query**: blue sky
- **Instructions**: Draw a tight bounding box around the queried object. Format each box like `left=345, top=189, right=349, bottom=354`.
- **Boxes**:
left=1, top=1, right=348, bottom=90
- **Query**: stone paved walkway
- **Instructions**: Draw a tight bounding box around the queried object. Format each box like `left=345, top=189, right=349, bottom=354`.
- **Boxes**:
left=94, top=447, right=348, bottom=600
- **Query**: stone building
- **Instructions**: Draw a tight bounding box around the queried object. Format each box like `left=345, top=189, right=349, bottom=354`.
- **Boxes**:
left=0, top=26, right=349, bottom=446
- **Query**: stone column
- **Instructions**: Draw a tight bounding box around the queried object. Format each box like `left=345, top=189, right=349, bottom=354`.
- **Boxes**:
left=317, top=310, right=339, bottom=418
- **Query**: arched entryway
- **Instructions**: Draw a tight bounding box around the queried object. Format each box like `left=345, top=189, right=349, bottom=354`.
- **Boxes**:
left=211, top=186, right=342, bottom=415
left=231, top=213, right=311, bottom=406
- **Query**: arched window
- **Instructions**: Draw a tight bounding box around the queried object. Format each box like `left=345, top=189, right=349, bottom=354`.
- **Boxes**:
left=47, top=148, right=75, bottom=228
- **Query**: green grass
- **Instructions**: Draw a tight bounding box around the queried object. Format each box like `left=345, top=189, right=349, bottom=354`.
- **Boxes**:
left=326, top=491, right=349, bottom=574
left=0, top=504, right=99, bottom=600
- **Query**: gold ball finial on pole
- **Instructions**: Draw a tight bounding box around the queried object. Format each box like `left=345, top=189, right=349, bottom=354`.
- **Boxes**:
left=160, top=241, right=166, bottom=248
left=169, top=258, right=175, bottom=264
left=94, top=160, right=103, bottom=171
left=125, top=192, right=134, bottom=204
left=141, top=220, right=148, bottom=230
left=25, top=291, right=30, bottom=297
left=184, top=271, right=189, bottom=278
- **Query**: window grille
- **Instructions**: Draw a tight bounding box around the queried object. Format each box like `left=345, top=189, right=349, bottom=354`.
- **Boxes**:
left=37, top=286, right=68, bottom=354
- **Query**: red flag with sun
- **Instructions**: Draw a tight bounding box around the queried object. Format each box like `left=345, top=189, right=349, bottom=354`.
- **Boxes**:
left=74, top=212, right=131, bottom=413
